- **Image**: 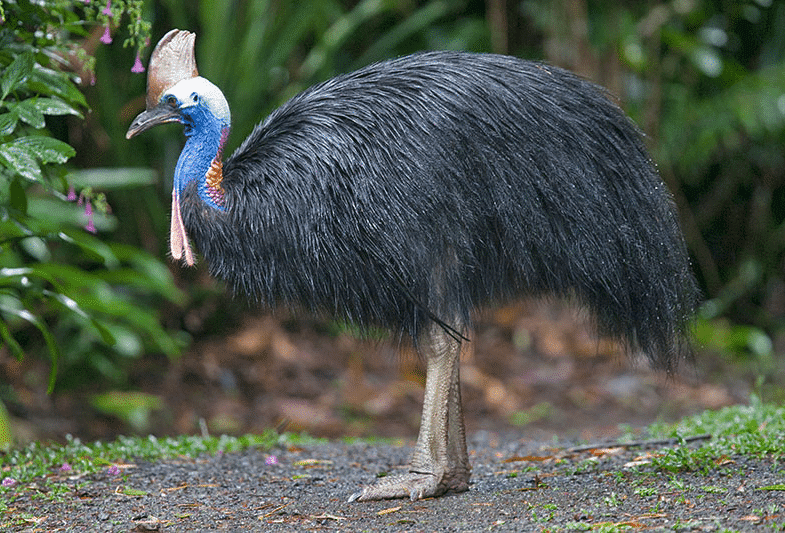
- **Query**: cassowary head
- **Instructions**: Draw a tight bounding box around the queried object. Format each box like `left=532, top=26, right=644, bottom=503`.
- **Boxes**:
left=126, top=30, right=231, bottom=265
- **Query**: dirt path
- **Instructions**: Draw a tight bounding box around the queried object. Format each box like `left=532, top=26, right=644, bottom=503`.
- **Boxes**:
left=8, top=430, right=783, bottom=532
left=5, top=304, right=782, bottom=531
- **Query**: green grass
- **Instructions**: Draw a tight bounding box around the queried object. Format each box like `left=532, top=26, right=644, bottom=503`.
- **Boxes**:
left=0, top=430, right=322, bottom=507
left=2, top=394, right=783, bottom=525
left=645, top=395, right=785, bottom=473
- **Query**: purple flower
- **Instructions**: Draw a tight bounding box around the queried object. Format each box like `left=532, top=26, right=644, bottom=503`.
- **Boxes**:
left=265, top=455, right=278, bottom=466
left=131, top=53, right=145, bottom=73
left=2, top=477, right=16, bottom=487
left=100, top=23, right=112, bottom=45
left=67, top=185, right=77, bottom=202
left=60, top=463, right=72, bottom=472
left=107, top=465, right=120, bottom=476
left=84, top=201, right=97, bottom=233
left=102, top=0, right=112, bottom=16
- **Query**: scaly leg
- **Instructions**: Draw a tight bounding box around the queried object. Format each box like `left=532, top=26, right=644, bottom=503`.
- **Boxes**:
left=349, top=324, right=471, bottom=501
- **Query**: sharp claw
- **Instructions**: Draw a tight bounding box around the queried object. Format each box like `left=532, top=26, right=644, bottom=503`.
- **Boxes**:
left=348, top=471, right=462, bottom=502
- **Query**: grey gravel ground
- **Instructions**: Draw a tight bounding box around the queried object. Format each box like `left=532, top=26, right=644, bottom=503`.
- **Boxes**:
left=7, top=430, right=784, bottom=532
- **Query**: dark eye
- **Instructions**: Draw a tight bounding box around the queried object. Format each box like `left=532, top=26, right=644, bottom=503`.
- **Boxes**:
left=166, top=95, right=178, bottom=108
left=191, top=92, right=199, bottom=103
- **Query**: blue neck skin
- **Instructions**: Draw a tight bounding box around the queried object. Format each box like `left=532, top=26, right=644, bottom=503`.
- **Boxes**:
left=174, top=105, right=229, bottom=211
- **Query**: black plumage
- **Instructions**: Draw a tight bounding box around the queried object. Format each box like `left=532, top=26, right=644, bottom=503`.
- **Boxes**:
left=183, top=51, right=696, bottom=368
left=128, top=33, right=697, bottom=501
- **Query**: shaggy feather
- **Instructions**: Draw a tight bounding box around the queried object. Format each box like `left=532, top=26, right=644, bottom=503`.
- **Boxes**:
left=181, top=51, right=698, bottom=369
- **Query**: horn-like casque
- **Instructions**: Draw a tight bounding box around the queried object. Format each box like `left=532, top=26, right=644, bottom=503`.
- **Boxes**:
left=145, top=29, right=198, bottom=110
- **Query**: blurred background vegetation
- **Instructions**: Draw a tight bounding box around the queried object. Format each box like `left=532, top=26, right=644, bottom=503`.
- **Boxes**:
left=0, top=0, right=783, bottom=442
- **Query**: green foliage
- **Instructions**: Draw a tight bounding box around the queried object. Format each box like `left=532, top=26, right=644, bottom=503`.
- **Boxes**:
left=0, top=1, right=182, bottom=396
left=509, top=401, right=553, bottom=427
left=91, top=390, right=164, bottom=432
left=645, top=2, right=785, bottom=350
left=0, top=430, right=309, bottom=505
left=646, top=395, right=785, bottom=473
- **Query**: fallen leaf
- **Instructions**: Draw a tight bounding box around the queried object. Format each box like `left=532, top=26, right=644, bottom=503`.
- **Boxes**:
left=261, top=503, right=290, bottom=518
left=293, top=458, right=333, bottom=467
left=134, top=515, right=161, bottom=531
left=590, top=447, right=623, bottom=457
left=115, top=486, right=148, bottom=497
left=504, top=454, right=553, bottom=462
left=312, top=513, right=346, bottom=521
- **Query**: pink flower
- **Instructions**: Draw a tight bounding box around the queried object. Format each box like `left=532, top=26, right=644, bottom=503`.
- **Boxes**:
left=100, top=23, right=112, bottom=44
left=265, top=455, right=278, bottom=466
left=84, top=201, right=97, bottom=233
left=60, top=463, right=72, bottom=472
left=67, top=185, right=77, bottom=201
left=131, top=53, right=145, bottom=73
left=102, top=0, right=112, bottom=16
left=2, top=477, right=16, bottom=487
left=107, top=465, right=120, bottom=476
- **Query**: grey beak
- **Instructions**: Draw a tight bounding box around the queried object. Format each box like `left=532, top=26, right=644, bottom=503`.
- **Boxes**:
left=126, top=103, right=181, bottom=139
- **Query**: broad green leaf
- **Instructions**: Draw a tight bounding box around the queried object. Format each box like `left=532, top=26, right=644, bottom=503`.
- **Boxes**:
left=0, top=398, right=11, bottom=445
left=0, top=294, right=60, bottom=392
left=0, top=140, right=42, bottom=181
left=9, top=178, right=27, bottom=214
left=10, top=99, right=45, bottom=129
left=27, top=195, right=117, bottom=233
left=69, top=167, right=158, bottom=189
left=107, top=243, right=186, bottom=304
left=19, top=236, right=50, bottom=261
left=0, top=112, right=18, bottom=136
left=27, top=67, right=87, bottom=109
left=31, top=264, right=125, bottom=314
left=0, top=266, right=59, bottom=290
left=0, top=318, right=24, bottom=360
left=31, top=97, right=83, bottom=118
left=14, top=136, right=75, bottom=164
left=42, top=289, right=117, bottom=346
left=57, top=228, right=120, bottom=268
left=1, top=51, right=34, bottom=101
left=0, top=220, right=31, bottom=243
left=0, top=136, right=74, bottom=182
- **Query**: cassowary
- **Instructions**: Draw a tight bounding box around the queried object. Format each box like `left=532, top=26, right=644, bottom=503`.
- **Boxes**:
left=127, top=30, right=697, bottom=502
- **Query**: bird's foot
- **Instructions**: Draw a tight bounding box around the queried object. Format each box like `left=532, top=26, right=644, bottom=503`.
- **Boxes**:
left=348, top=470, right=469, bottom=502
